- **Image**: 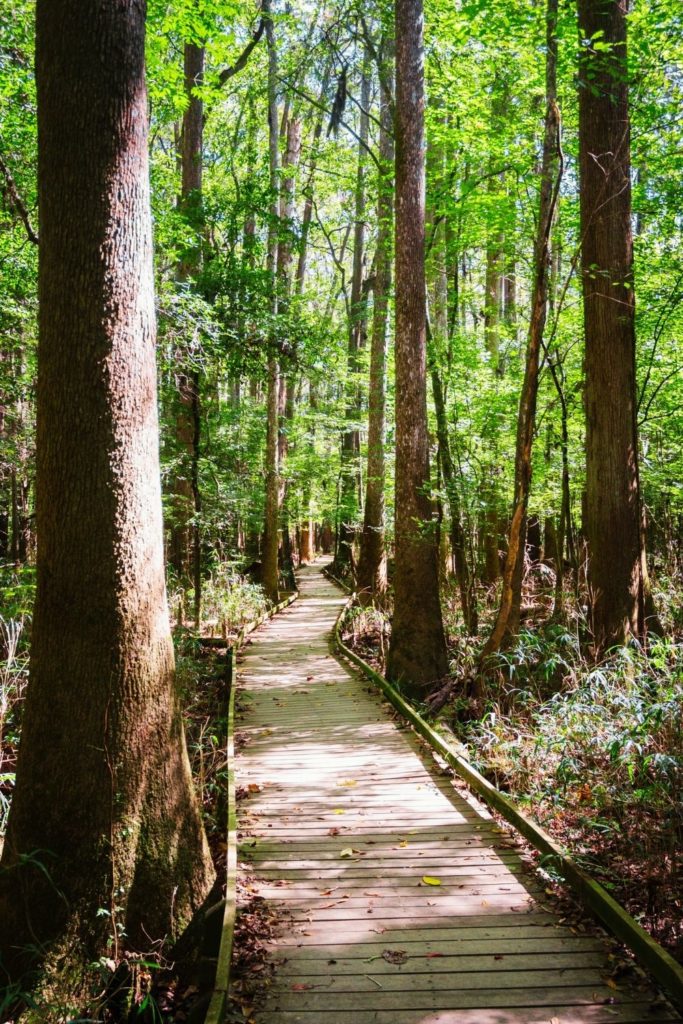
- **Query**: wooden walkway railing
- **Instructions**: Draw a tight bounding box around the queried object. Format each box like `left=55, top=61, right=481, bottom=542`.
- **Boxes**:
left=232, top=562, right=682, bottom=1023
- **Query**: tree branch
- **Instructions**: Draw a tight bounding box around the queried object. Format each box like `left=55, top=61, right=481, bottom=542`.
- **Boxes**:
left=0, top=150, right=38, bottom=245
left=217, top=19, right=265, bottom=87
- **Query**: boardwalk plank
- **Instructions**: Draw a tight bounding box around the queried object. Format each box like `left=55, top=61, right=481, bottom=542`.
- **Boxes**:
left=233, top=563, right=680, bottom=1023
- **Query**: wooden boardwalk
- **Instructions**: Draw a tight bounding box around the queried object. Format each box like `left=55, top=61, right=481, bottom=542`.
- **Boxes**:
left=234, top=562, right=680, bottom=1023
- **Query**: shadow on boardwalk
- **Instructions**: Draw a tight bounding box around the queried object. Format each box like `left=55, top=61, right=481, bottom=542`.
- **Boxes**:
left=233, top=562, right=680, bottom=1024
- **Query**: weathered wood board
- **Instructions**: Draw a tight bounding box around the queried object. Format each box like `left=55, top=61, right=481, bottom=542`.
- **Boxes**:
left=233, top=563, right=680, bottom=1023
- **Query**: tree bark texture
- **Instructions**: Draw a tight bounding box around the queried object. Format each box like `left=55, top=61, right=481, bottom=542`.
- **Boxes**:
left=387, top=0, right=448, bottom=691
left=0, top=0, right=214, bottom=980
left=577, top=0, right=656, bottom=651
left=357, top=37, right=393, bottom=606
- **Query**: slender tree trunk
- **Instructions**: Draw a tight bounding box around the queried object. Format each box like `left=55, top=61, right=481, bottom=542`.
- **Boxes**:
left=547, top=353, right=576, bottom=619
left=334, top=56, right=371, bottom=577
left=577, top=0, right=660, bottom=652
left=294, top=84, right=329, bottom=562
left=295, top=63, right=331, bottom=297
left=357, top=37, right=393, bottom=606
left=0, top=0, right=214, bottom=982
left=262, top=0, right=281, bottom=603
left=277, top=116, right=302, bottom=591
left=170, top=42, right=204, bottom=627
left=387, top=0, right=448, bottom=692
left=481, top=0, right=561, bottom=661
left=430, top=359, right=478, bottom=634
left=426, top=107, right=477, bottom=634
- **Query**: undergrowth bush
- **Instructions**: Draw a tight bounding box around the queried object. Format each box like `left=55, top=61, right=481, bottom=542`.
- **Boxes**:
left=457, top=635, right=683, bottom=852
left=200, top=563, right=268, bottom=635
left=169, top=562, right=268, bottom=637
left=0, top=564, right=33, bottom=842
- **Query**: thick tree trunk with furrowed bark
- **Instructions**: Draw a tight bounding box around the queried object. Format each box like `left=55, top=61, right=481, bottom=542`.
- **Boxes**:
left=387, top=0, right=448, bottom=692
left=0, top=0, right=214, bottom=984
left=577, top=0, right=661, bottom=653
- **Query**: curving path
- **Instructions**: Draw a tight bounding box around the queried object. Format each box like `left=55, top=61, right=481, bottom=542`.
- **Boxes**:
left=233, top=561, right=680, bottom=1023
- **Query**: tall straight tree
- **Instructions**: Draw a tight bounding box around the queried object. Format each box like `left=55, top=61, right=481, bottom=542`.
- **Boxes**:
left=357, top=36, right=394, bottom=605
left=333, top=54, right=371, bottom=576
left=171, top=40, right=205, bottom=629
left=387, top=0, right=448, bottom=690
left=577, top=0, right=659, bottom=652
left=262, top=0, right=281, bottom=603
left=0, top=0, right=214, bottom=983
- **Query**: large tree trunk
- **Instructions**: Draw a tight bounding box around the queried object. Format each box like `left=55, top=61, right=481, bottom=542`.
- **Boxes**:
left=481, top=0, right=561, bottom=661
left=577, top=0, right=660, bottom=652
left=357, top=36, right=393, bottom=606
left=387, top=0, right=448, bottom=692
left=0, top=0, right=214, bottom=983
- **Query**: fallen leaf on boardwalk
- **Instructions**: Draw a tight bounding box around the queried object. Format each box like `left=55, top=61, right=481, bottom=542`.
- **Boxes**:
left=247, top=784, right=261, bottom=794
left=327, top=827, right=341, bottom=836
left=340, top=847, right=360, bottom=858
left=364, top=892, right=380, bottom=897
left=333, top=809, right=345, bottom=814
left=260, top=728, right=273, bottom=736
left=425, top=952, right=445, bottom=958
left=494, top=954, right=504, bottom=961
left=605, top=978, right=619, bottom=990
left=422, top=876, right=442, bottom=886
left=319, top=888, right=337, bottom=896
left=320, top=898, right=349, bottom=908
left=337, top=779, right=357, bottom=787
left=549, top=1018, right=560, bottom=1024
left=398, top=840, right=409, bottom=848
left=380, top=949, right=409, bottom=967
left=481, top=899, right=489, bottom=906
left=291, top=983, right=314, bottom=992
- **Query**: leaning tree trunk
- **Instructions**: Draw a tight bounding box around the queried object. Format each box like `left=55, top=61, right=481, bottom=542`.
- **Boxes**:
left=387, top=0, right=448, bottom=692
left=481, top=0, right=561, bottom=663
left=0, top=0, right=214, bottom=983
left=357, top=36, right=393, bottom=606
left=577, top=0, right=660, bottom=652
